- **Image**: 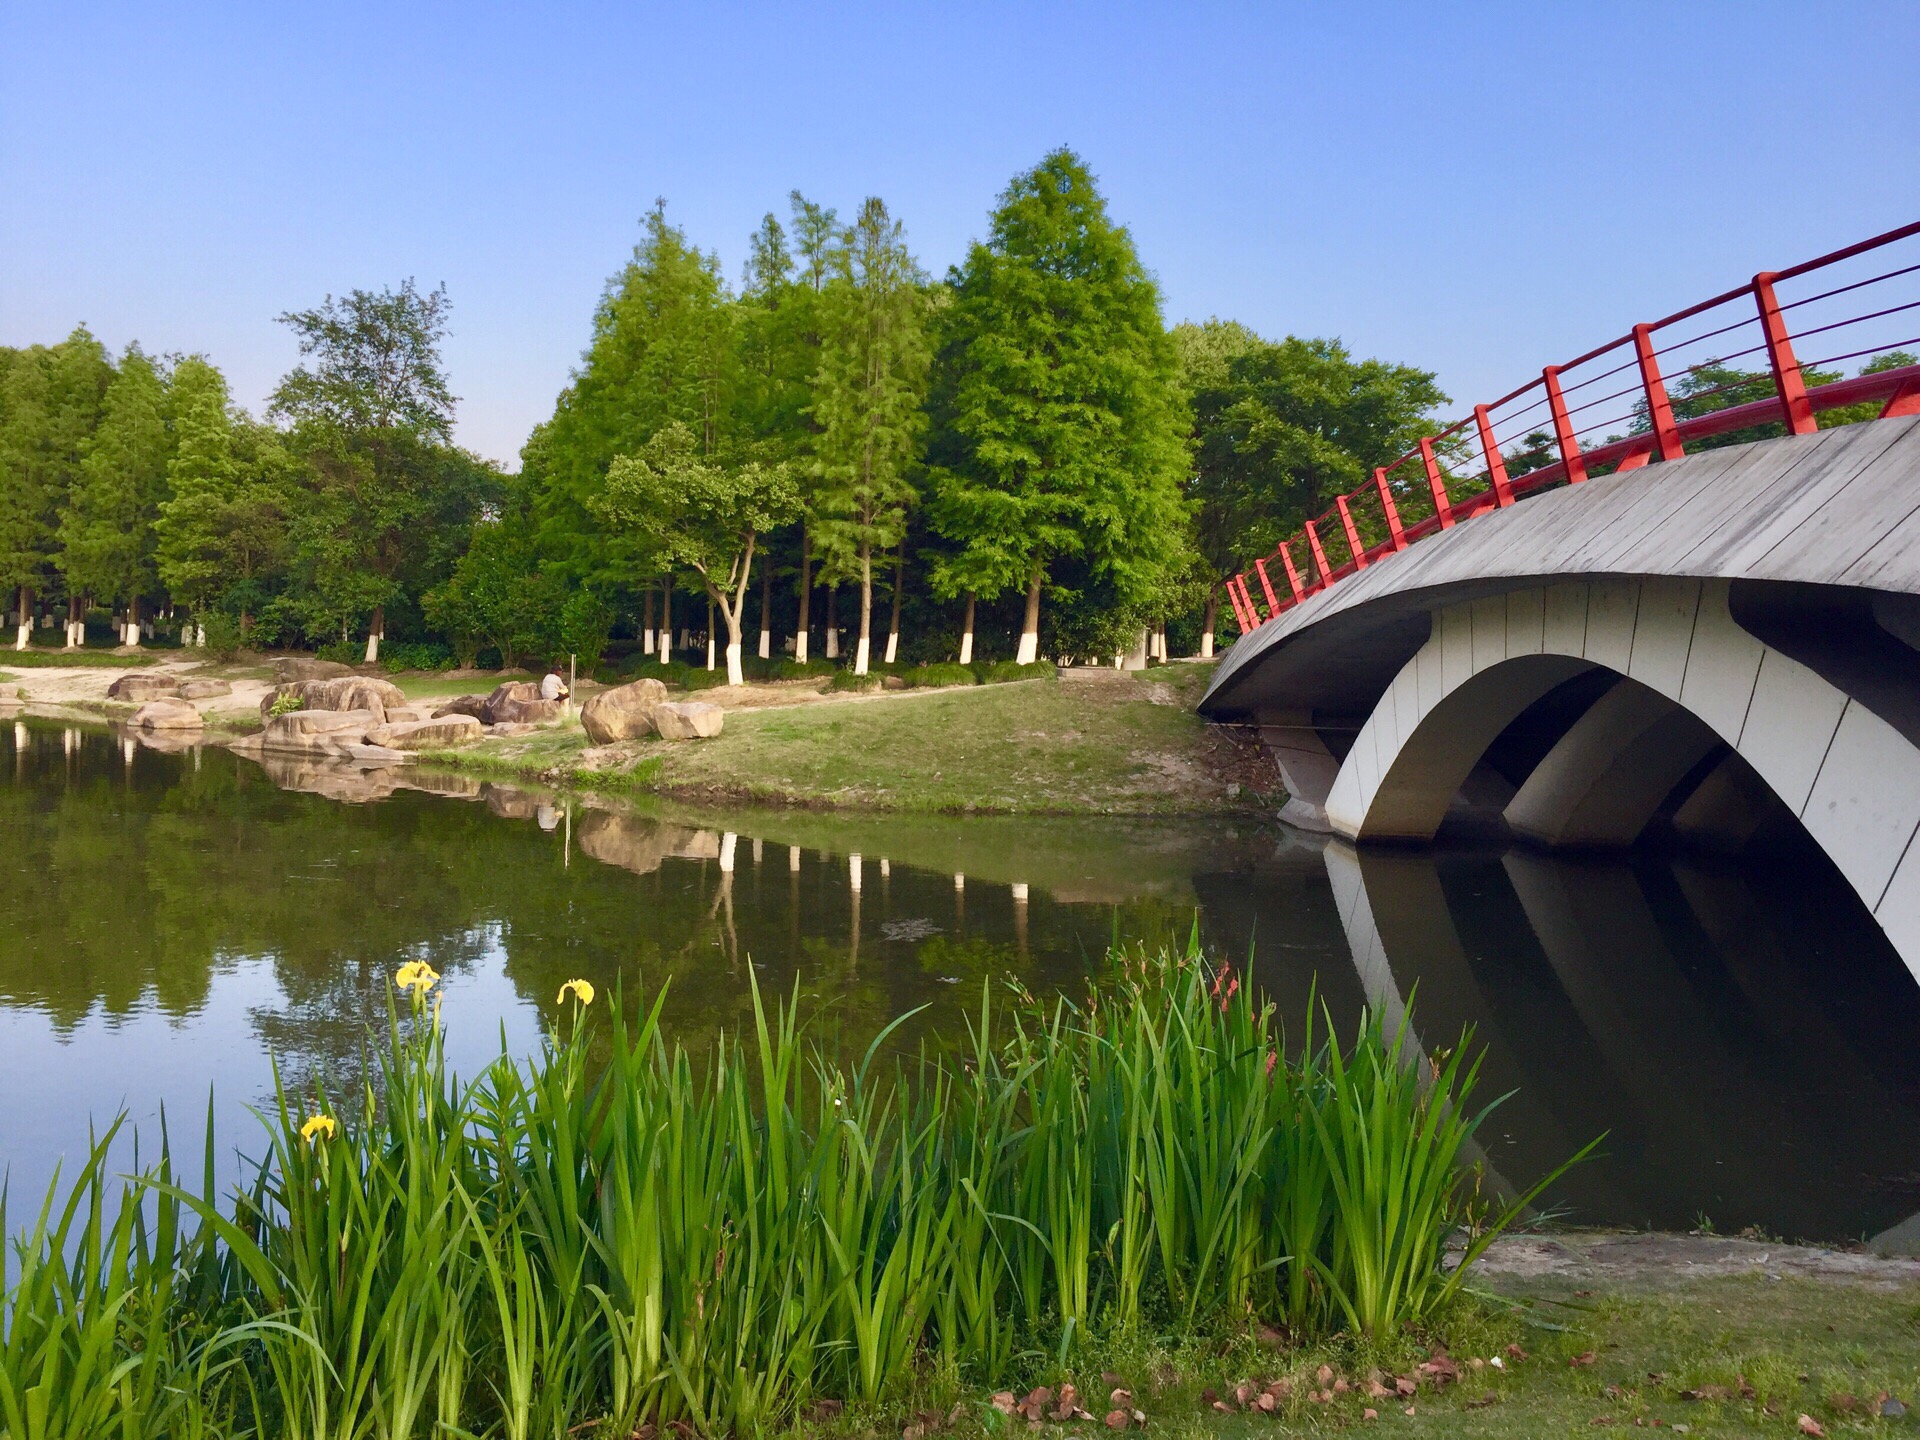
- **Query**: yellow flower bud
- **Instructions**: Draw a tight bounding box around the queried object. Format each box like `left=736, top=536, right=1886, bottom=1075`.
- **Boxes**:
left=557, top=978, right=596, bottom=1007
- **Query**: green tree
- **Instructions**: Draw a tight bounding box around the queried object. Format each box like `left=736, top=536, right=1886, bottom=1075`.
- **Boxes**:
left=0, top=329, right=113, bottom=648
left=271, top=280, right=467, bottom=660
left=810, top=198, right=931, bottom=674
left=590, top=421, right=799, bottom=684
left=154, top=355, right=238, bottom=637
left=927, top=149, right=1191, bottom=665
left=58, top=346, right=173, bottom=645
left=1176, top=322, right=1443, bottom=646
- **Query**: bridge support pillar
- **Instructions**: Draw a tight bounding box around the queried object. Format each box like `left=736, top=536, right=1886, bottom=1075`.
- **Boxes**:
left=1257, top=712, right=1340, bottom=832
left=1505, top=679, right=1721, bottom=849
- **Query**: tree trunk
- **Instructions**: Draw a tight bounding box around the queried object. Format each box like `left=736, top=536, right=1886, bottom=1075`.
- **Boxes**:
left=643, top=586, right=655, bottom=655
left=1125, top=628, right=1149, bottom=671
left=853, top=542, right=873, bottom=675
left=13, top=586, right=28, bottom=651
left=958, top=592, right=975, bottom=665
left=758, top=558, right=772, bottom=660
left=885, top=540, right=904, bottom=666
left=65, top=595, right=79, bottom=649
left=705, top=595, right=716, bottom=671
left=364, top=605, right=385, bottom=665
left=795, top=526, right=811, bottom=663
left=824, top=586, right=838, bottom=660
left=1015, top=564, right=1042, bottom=665
left=126, top=597, right=142, bottom=649
left=659, top=584, right=672, bottom=664
left=1201, top=591, right=1218, bottom=659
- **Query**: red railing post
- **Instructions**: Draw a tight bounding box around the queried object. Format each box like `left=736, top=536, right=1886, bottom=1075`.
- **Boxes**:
left=1304, top=518, right=1332, bottom=584
left=1419, top=437, right=1453, bottom=527
left=1225, top=577, right=1251, bottom=632
left=1632, top=323, right=1684, bottom=461
left=1235, top=577, right=1262, bottom=628
left=1753, top=272, right=1817, bottom=436
left=1373, top=467, right=1407, bottom=549
left=1335, top=494, right=1369, bottom=568
left=1276, top=543, right=1307, bottom=602
left=1253, top=558, right=1281, bottom=615
left=1473, top=404, right=1515, bottom=506
left=1542, top=365, right=1588, bottom=483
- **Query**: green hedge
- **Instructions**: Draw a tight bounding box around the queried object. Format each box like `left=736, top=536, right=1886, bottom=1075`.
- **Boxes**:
left=902, top=662, right=978, bottom=688
left=978, top=659, right=1058, bottom=684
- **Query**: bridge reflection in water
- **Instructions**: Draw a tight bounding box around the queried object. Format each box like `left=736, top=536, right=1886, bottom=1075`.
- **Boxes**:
left=1198, top=831, right=1920, bottom=1248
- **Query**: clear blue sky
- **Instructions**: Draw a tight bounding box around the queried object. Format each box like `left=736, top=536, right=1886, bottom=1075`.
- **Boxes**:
left=4, top=2, right=1916, bottom=465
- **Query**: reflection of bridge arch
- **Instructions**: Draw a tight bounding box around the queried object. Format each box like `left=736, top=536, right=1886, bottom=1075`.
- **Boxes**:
left=1320, top=576, right=1920, bottom=981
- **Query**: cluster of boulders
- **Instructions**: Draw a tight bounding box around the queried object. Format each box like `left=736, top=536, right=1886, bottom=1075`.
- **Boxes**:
left=430, top=681, right=566, bottom=730
left=580, top=678, right=723, bottom=742
left=239, top=673, right=483, bottom=762
left=104, top=670, right=234, bottom=732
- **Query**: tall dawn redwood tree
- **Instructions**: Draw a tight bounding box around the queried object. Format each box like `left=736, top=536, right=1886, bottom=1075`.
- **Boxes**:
left=590, top=422, right=798, bottom=686
left=58, top=346, right=173, bottom=647
left=928, top=148, right=1190, bottom=665
left=810, top=198, right=930, bottom=676
left=154, top=356, right=237, bottom=642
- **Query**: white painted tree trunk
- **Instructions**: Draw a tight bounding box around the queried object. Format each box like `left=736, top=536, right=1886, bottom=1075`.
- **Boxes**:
left=824, top=627, right=837, bottom=660
left=13, top=622, right=27, bottom=651
left=854, top=635, right=870, bottom=674
left=883, top=630, right=898, bottom=665
left=1015, top=566, right=1042, bottom=665
left=726, top=641, right=744, bottom=687
left=364, top=631, right=380, bottom=665
left=758, top=627, right=771, bottom=660
left=795, top=628, right=808, bottom=663
left=658, top=627, right=671, bottom=663
left=853, top=547, right=873, bottom=676
left=1201, top=630, right=1215, bottom=659
left=1125, top=629, right=1149, bottom=671
left=644, top=630, right=655, bottom=654
left=958, top=591, right=974, bottom=665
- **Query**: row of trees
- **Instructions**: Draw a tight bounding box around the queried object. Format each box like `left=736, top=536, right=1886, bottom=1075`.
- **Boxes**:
left=2, top=148, right=1458, bottom=676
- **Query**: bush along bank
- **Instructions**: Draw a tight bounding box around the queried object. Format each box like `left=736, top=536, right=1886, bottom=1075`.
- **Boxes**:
left=0, top=938, right=1592, bottom=1438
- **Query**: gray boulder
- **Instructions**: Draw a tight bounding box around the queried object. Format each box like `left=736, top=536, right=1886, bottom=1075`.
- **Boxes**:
left=177, top=678, right=232, bottom=699
left=480, top=681, right=563, bottom=726
left=131, top=698, right=203, bottom=730
left=259, top=675, right=407, bottom=723
left=363, top=714, right=484, bottom=750
left=107, top=672, right=182, bottom=702
left=653, top=700, right=724, bottom=740
left=580, top=677, right=668, bottom=743
left=432, top=694, right=489, bottom=721
left=272, top=657, right=356, bottom=683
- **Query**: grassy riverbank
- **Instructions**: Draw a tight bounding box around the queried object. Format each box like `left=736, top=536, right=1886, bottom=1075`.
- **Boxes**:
left=426, top=664, right=1280, bottom=816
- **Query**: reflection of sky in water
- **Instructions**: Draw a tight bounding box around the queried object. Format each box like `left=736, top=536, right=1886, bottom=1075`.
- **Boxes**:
left=3, top=718, right=1920, bottom=1246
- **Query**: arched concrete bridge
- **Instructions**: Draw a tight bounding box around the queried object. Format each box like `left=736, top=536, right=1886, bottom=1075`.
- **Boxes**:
left=1199, top=225, right=1920, bottom=981
left=1203, top=416, right=1920, bottom=980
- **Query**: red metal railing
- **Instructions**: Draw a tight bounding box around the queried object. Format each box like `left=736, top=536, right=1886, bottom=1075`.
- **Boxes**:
left=1224, top=221, right=1920, bottom=637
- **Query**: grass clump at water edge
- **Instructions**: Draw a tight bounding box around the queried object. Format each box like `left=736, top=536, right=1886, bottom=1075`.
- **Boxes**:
left=0, top=937, right=1593, bottom=1438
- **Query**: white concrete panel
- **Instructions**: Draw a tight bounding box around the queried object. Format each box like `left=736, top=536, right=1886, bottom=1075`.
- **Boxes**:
left=1323, top=740, right=1369, bottom=837
left=1393, top=659, right=1421, bottom=742
left=1870, top=840, right=1920, bottom=986
left=1415, top=637, right=1446, bottom=718
left=1440, top=605, right=1474, bottom=695
left=1583, top=579, right=1639, bottom=674
left=1505, top=587, right=1545, bottom=656
left=1372, top=669, right=1402, bottom=762
left=1801, top=701, right=1920, bottom=907
left=1470, top=595, right=1507, bottom=673
left=1678, top=582, right=1766, bottom=746
left=1347, top=710, right=1384, bottom=819
left=1543, top=582, right=1590, bottom=657
left=1737, top=649, right=1848, bottom=813
left=1626, top=577, right=1700, bottom=702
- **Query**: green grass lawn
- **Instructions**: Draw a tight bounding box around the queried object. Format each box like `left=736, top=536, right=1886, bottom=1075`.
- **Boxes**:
left=778, top=1270, right=1918, bottom=1440
left=0, top=648, right=154, bottom=668
left=430, top=664, right=1277, bottom=816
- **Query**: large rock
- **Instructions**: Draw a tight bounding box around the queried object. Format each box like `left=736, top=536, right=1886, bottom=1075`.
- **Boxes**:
left=363, top=714, right=484, bottom=750
left=481, top=681, right=563, bottom=726
left=259, top=675, right=407, bottom=722
left=107, top=672, right=182, bottom=702
left=580, top=677, right=668, bottom=743
left=272, top=657, right=355, bottom=683
left=432, top=694, right=489, bottom=721
left=177, top=678, right=232, bottom=699
left=653, top=700, right=724, bottom=740
left=131, top=698, right=203, bottom=730
left=265, top=707, right=381, bottom=740
left=0, top=682, right=22, bottom=703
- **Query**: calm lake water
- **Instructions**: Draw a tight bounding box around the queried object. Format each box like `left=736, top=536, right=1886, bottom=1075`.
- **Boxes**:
left=4, top=715, right=1919, bottom=1247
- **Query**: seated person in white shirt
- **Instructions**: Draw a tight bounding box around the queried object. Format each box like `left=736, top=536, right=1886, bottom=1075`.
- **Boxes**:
left=539, top=663, right=570, bottom=702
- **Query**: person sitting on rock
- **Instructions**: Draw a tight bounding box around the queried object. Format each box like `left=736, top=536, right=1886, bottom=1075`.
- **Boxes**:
left=539, top=663, right=570, bottom=702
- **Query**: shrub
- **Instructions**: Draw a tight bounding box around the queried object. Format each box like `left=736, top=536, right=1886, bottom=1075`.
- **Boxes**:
left=903, top=662, right=977, bottom=688
left=979, top=659, right=1058, bottom=684
left=315, top=640, right=362, bottom=665
left=770, top=657, right=837, bottom=681
left=827, top=670, right=882, bottom=693
left=199, top=612, right=243, bottom=662
left=379, top=641, right=455, bottom=673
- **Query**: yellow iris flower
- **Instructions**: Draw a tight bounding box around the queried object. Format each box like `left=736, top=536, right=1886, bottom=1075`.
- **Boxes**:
left=300, top=1114, right=337, bottom=1144
left=557, top=978, right=596, bottom=1007
left=394, top=960, right=441, bottom=995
